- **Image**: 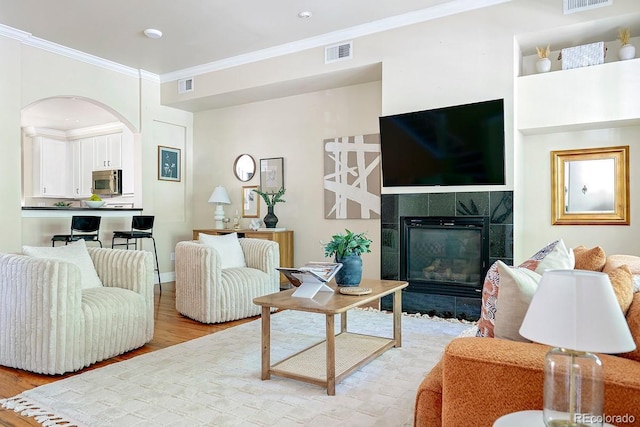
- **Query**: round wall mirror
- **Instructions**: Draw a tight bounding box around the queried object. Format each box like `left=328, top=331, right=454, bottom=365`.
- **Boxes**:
left=233, top=154, right=256, bottom=182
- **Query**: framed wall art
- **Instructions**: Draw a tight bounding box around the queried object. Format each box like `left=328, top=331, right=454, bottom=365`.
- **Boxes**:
left=259, top=157, right=284, bottom=194
left=242, top=185, right=260, bottom=218
left=323, top=134, right=381, bottom=219
left=158, top=146, right=181, bottom=182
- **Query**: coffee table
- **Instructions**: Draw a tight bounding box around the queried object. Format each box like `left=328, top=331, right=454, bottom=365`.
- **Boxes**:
left=253, top=278, right=408, bottom=395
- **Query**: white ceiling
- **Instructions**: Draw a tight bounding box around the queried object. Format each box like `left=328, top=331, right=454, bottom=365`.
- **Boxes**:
left=6, top=0, right=498, bottom=130
left=1, top=0, right=468, bottom=77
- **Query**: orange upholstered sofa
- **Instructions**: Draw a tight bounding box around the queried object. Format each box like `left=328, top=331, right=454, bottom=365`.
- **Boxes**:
left=414, top=253, right=640, bottom=427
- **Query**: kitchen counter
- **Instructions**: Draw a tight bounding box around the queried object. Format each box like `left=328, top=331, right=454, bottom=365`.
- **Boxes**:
left=22, top=207, right=143, bottom=218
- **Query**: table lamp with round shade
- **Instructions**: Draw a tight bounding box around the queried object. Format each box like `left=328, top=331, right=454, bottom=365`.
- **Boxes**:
left=519, top=269, right=635, bottom=427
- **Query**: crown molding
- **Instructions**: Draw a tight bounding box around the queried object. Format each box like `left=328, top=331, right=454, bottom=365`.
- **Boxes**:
left=1, top=0, right=510, bottom=84
left=160, top=0, right=511, bottom=83
left=0, top=23, right=160, bottom=82
left=23, top=122, right=124, bottom=140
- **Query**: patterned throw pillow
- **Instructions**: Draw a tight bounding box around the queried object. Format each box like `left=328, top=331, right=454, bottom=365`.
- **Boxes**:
left=476, top=239, right=574, bottom=338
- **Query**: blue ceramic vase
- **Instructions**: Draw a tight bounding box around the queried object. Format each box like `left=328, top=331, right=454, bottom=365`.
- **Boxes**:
left=335, top=254, right=362, bottom=286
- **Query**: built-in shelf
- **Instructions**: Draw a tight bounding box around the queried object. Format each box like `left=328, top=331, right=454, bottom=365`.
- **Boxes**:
left=517, top=57, right=640, bottom=135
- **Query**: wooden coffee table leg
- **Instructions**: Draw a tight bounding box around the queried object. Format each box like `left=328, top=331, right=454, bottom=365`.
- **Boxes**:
left=340, top=311, right=347, bottom=333
left=326, top=314, right=336, bottom=395
left=261, top=306, right=271, bottom=380
left=393, top=289, right=402, bottom=348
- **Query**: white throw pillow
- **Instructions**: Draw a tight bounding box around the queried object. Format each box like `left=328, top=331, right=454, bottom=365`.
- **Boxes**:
left=494, top=260, right=541, bottom=342
left=199, top=232, right=246, bottom=269
left=23, top=239, right=103, bottom=289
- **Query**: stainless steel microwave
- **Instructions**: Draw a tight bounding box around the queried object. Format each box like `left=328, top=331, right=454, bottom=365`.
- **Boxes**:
left=92, top=169, right=122, bottom=196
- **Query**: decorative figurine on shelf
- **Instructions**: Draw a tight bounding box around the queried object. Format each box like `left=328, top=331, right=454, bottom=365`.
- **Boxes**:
left=223, top=217, right=231, bottom=229
left=249, top=219, right=261, bottom=231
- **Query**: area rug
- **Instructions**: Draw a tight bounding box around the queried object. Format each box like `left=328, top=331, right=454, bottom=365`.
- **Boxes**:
left=1, top=309, right=472, bottom=426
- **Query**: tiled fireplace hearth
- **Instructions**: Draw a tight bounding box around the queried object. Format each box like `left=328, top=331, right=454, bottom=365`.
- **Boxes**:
left=380, top=191, right=513, bottom=320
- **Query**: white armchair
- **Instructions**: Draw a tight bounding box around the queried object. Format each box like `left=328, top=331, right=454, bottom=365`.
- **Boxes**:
left=175, top=238, right=280, bottom=323
left=0, top=247, right=155, bottom=375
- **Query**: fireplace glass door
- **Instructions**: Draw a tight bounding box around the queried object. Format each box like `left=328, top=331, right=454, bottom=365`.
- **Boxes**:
left=401, top=216, right=488, bottom=297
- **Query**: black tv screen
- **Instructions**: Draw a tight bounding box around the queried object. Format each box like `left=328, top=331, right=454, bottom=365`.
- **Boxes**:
left=379, top=99, right=505, bottom=187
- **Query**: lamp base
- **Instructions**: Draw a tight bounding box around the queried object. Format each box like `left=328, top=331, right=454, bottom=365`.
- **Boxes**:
left=546, top=420, right=590, bottom=427
left=544, top=348, right=603, bottom=427
left=214, top=204, right=226, bottom=230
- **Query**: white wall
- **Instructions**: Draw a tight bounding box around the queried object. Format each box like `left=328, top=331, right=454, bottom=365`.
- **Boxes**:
left=2, top=41, right=194, bottom=279
left=4, top=0, right=640, bottom=272
left=181, top=0, right=640, bottom=270
left=521, top=126, right=640, bottom=257
left=193, top=82, right=382, bottom=277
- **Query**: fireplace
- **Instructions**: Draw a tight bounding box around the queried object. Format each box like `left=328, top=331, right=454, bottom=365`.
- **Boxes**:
left=400, top=216, right=489, bottom=298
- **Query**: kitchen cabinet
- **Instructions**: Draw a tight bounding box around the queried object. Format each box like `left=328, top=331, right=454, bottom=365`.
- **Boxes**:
left=93, top=133, right=122, bottom=170
left=32, top=137, right=68, bottom=198
left=70, top=138, right=94, bottom=198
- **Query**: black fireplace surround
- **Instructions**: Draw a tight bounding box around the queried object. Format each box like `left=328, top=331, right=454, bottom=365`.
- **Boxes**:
left=380, top=191, right=513, bottom=320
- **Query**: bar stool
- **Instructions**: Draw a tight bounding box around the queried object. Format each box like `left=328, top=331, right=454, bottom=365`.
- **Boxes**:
left=52, top=216, right=102, bottom=247
left=112, top=215, right=161, bottom=289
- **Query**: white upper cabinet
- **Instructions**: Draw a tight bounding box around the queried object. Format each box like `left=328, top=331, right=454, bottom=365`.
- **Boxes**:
left=70, top=138, right=94, bottom=198
left=32, top=137, right=68, bottom=198
left=93, top=133, right=122, bottom=170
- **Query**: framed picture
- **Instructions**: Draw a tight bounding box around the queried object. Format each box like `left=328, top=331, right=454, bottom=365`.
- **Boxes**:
left=158, top=146, right=181, bottom=182
left=259, top=157, right=284, bottom=194
left=242, top=185, right=260, bottom=218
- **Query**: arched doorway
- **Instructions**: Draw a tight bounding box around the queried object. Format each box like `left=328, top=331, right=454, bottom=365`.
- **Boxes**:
left=21, top=96, right=140, bottom=206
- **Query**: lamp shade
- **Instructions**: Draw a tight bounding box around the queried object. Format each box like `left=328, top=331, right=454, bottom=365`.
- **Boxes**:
left=519, top=269, right=635, bottom=354
left=208, top=186, right=230, bottom=204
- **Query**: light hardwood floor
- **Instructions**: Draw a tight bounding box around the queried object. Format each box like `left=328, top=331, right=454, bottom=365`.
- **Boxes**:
left=0, top=282, right=255, bottom=427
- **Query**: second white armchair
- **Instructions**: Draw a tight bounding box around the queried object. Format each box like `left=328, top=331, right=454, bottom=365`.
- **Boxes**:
left=175, top=237, right=280, bottom=323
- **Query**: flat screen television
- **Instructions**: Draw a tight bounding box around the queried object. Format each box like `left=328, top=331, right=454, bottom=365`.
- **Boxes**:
left=378, top=99, right=505, bottom=187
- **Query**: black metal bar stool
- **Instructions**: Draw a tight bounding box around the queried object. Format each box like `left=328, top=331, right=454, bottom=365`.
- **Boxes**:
left=52, top=216, right=103, bottom=247
left=112, top=215, right=161, bottom=290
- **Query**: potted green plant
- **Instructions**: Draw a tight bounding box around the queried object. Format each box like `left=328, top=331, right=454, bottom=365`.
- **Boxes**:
left=323, top=229, right=372, bottom=286
left=253, top=187, right=286, bottom=228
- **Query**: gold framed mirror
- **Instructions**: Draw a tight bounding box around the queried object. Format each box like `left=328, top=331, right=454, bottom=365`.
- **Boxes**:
left=551, top=146, right=629, bottom=225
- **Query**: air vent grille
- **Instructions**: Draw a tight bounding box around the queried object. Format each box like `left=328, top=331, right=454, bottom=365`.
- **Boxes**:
left=178, top=78, right=194, bottom=94
left=325, top=41, right=353, bottom=64
left=563, top=0, right=612, bottom=14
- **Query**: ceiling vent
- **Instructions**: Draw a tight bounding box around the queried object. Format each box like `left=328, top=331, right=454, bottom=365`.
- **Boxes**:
left=563, top=0, right=612, bottom=14
left=325, top=41, right=353, bottom=64
left=178, top=77, right=194, bottom=94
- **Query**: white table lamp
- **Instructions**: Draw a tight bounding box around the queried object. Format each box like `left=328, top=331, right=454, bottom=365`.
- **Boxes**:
left=519, top=269, right=635, bottom=427
left=208, top=186, right=231, bottom=229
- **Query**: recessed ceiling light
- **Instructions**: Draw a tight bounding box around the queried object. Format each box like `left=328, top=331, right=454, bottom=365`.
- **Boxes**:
left=298, top=11, right=312, bottom=19
left=143, top=28, right=163, bottom=39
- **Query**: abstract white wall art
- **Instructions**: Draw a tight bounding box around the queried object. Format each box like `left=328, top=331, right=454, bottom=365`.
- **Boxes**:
left=324, top=134, right=381, bottom=219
